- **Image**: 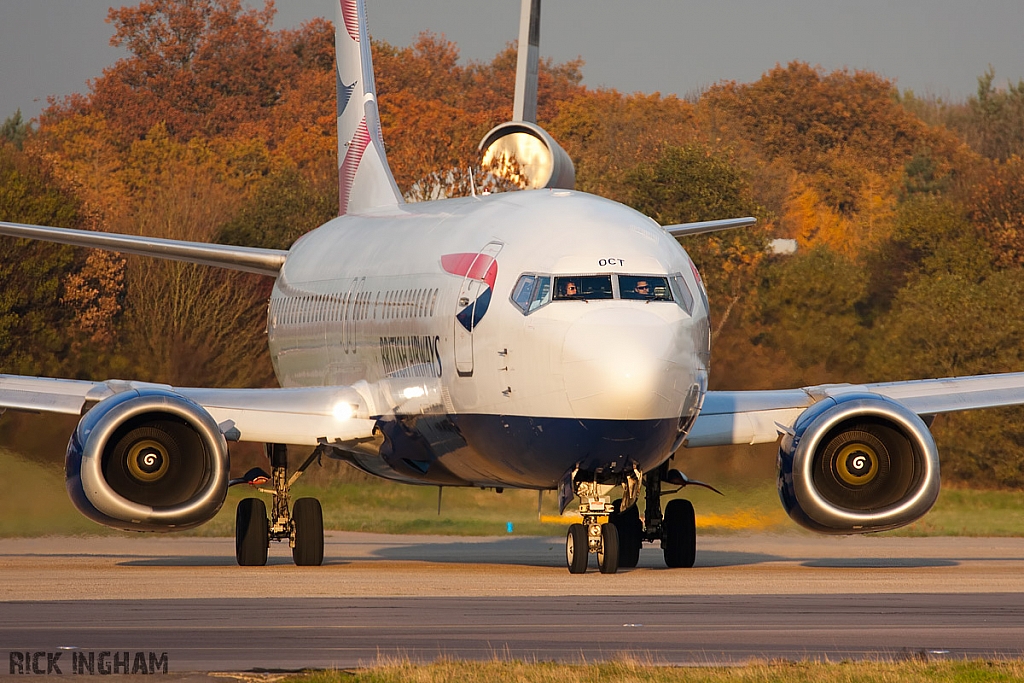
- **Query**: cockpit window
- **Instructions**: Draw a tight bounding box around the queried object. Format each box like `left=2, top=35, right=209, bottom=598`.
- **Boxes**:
left=510, top=274, right=552, bottom=314
left=668, top=274, right=695, bottom=314
left=619, top=275, right=673, bottom=302
left=511, top=272, right=682, bottom=316
left=554, top=275, right=613, bottom=300
left=511, top=275, right=537, bottom=311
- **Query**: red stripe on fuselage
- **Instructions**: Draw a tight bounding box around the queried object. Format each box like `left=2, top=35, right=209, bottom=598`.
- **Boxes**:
left=441, top=253, right=497, bottom=289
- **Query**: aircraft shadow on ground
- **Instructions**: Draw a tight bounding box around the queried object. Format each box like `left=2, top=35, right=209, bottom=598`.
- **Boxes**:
left=365, top=536, right=782, bottom=569
left=119, top=555, right=353, bottom=567
left=108, top=537, right=960, bottom=569
left=801, top=558, right=958, bottom=568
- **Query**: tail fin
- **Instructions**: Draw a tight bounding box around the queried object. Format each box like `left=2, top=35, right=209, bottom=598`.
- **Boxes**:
left=336, top=0, right=403, bottom=215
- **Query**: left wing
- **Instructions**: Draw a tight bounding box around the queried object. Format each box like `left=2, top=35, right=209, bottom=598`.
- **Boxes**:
left=662, top=217, right=757, bottom=238
left=686, top=371, right=1024, bottom=448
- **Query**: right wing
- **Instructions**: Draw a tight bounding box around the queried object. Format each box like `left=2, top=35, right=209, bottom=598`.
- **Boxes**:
left=0, top=375, right=387, bottom=446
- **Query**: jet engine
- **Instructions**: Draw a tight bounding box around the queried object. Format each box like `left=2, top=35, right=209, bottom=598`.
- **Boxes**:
left=65, top=389, right=229, bottom=532
left=478, top=121, right=576, bottom=190
left=777, top=393, right=940, bottom=534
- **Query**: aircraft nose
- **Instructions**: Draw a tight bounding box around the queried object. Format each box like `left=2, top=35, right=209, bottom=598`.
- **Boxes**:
left=561, top=307, right=692, bottom=420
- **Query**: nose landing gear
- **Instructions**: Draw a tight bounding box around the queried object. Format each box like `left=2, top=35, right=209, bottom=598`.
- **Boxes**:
left=563, top=466, right=641, bottom=574
left=563, top=462, right=720, bottom=574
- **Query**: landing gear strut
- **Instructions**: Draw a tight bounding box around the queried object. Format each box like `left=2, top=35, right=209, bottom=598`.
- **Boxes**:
left=233, top=443, right=325, bottom=566
left=563, top=466, right=641, bottom=574
left=565, top=462, right=719, bottom=574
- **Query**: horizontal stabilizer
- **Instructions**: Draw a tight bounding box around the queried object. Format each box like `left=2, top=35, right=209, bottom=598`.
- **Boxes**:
left=0, top=221, right=287, bottom=276
left=663, top=217, right=757, bottom=237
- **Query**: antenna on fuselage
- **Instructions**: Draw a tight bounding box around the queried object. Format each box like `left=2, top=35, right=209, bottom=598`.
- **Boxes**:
left=477, top=0, right=575, bottom=190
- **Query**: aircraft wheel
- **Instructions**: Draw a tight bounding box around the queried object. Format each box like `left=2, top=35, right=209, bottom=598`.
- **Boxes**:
left=292, top=497, right=324, bottom=566
left=609, top=499, right=643, bottom=568
left=235, top=497, right=268, bottom=566
left=663, top=498, right=696, bottom=568
left=566, top=523, right=589, bottom=574
left=597, top=523, right=620, bottom=574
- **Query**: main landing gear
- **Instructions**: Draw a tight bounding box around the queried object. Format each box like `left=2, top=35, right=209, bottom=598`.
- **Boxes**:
left=564, top=463, right=720, bottom=574
left=231, top=443, right=325, bottom=567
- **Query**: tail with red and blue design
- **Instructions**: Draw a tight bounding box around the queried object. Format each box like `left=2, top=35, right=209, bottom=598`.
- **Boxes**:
left=336, top=0, right=403, bottom=215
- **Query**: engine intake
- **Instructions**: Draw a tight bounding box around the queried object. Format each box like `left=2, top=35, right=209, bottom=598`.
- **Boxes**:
left=777, top=393, right=939, bottom=534
left=478, top=121, right=576, bottom=190
left=65, top=389, right=229, bottom=531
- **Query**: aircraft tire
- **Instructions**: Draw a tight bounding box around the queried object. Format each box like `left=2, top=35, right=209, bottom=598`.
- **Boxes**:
left=566, top=523, right=589, bottom=574
left=292, top=497, right=325, bottom=566
left=609, top=500, right=643, bottom=568
left=663, top=498, right=696, bottom=568
left=235, top=497, right=269, bottom=567
left=597, top=523, right=620, bottom=574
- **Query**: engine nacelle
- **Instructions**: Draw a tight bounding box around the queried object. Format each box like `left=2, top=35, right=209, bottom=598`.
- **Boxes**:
left=65, top=389, right=229, bottom=532
left=478, top=121, right=576, bottom=190
left=777, top=393, right=940, bottom=534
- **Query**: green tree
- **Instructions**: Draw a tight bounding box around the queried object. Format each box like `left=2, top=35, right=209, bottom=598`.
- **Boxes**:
left=0, top=143, right=81, bottom=375
left=752, top=247, right=869, bottom=378
left=1, top=110, right=30, bottom=149
left=218, top=165, right=336, bottom=249
left=624, top=144, right=768, bottom=339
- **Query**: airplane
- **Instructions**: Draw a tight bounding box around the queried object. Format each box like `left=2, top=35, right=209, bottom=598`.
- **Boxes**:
left=3, top=0, right=1024, bottom=575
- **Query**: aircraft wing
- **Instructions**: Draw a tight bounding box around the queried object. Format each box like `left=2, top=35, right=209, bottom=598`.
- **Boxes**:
left=0, top=221, right=288, bottom=276
left=0, top=375, right=379, bottom=447
left=686, top=372, right=1024, bottom=448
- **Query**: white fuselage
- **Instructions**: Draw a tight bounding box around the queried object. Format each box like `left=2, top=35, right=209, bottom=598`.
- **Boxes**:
left=266, top=189, right=710, bottom=488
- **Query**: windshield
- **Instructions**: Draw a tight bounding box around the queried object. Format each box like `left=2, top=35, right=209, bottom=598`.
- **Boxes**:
left=619, top=275, right=673, bottom=301
left=553, top=275, right=613, bottom=301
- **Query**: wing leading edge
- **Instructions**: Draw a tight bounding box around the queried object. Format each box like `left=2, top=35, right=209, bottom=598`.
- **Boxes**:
left=0, top=375, right=377, bottom=447
left=0, top=221, right=287, bottom=277
left=687, top=372, right=1024, bottom=448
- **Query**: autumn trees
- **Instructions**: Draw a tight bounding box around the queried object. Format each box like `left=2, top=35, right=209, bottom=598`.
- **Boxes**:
left=1, top=0, right=1023, bottom=484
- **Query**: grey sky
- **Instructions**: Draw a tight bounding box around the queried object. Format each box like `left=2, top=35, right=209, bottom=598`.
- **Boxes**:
left=2, top=0, right=1023, bottom=122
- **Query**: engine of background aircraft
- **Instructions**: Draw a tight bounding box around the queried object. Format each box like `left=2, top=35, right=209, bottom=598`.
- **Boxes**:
left=777, top=393, right=940, bottom=533
left=65, top=388, right=229, bottom=531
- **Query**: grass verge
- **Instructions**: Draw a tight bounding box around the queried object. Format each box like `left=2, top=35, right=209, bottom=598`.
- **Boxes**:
left=284, top=659, right=1024, bottom=683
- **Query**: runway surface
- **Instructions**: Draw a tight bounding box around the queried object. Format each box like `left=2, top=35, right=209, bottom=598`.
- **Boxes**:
left=2, top=532, right=1024, bottom=669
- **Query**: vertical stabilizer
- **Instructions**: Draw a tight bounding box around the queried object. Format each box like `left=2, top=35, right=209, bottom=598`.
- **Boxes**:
left=336, top=0, right=403, bottom=215
left=513, top=0, right=541, bottom=123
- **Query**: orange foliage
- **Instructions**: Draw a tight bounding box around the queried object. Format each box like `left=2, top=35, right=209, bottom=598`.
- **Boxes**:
left=969, top=155, right=1024, bottom=266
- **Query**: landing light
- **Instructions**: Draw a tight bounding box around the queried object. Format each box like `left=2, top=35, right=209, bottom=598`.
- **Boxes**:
left=332, top=402, right=355, bottom=421
left=402, top=386, right=426, bottom=400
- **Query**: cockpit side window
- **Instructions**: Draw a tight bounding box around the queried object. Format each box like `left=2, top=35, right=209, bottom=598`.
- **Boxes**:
left=511, top=275, right=537, bottom=312
left=619, top=275, right=673, bottom=302
left=668, top=274, right=694, bottom=314
left=510, top=274, right=553, bottom=314
left=553, top=275, right=613, bottom=300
